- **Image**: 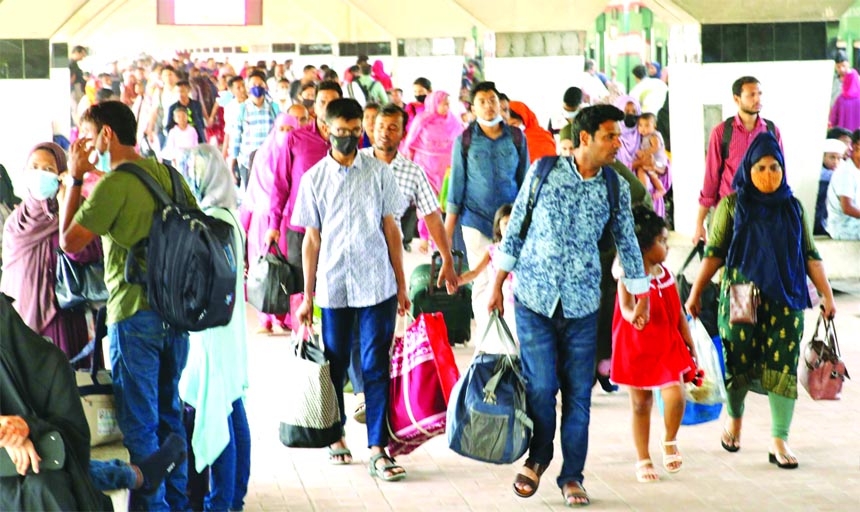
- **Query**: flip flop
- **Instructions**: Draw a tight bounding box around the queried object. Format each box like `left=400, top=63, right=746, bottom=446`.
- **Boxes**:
left=769, top=451, right=799, bottom=469
left=721, top=428, right=741, bottom=453
left=327, top=447, right=353, bottom=465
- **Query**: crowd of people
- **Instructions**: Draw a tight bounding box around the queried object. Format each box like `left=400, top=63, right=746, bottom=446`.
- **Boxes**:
left=0, top=47, right=849, bottom=510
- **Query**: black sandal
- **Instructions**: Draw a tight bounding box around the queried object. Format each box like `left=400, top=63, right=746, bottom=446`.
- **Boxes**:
left=720, top=428, right=741, bottom=453
left=512, top=459, right=547, bottom=498
left=369, top=453, right=406, bottom=482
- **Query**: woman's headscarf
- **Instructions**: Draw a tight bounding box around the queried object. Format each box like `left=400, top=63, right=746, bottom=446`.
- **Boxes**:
left=0, top=143, right=66, bottom=332
left=509, top=101, right=557, bottom=163
left=404, top=91, right=463, bottom=151
left=842, top=69, right=860, bottom=100
left=613, top=95, right=642, bottom=168
left=371, top=60, right=393, bottom=91
left=242, top=113, right=296, bottom=215
left=649, top=61, right=662, bottom=78
left=728, top=132, right=809, bottom=310
left=176, top=144, right=238, bottom=211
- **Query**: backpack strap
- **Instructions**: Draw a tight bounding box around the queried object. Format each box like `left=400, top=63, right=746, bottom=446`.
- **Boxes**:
left=718, top=116, right=775, bottom=187
left=163, top=164, right=188, bottom=206
left=460, top=122, right=475, bottom=167
left=518, top=156, right=558, bottom=240
left=597, top=165, right=621, bottom=252
left=764, top=119, right=775, bottom=135
left=116, top=163, right=174, bottom=206
left=510, top=126, right=525, bottom=154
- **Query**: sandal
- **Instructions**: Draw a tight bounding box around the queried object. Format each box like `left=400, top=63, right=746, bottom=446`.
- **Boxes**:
left=720, top=428, right=741, bottom=453
left=635, top=459, right=659, bottom=483
left=512, top=458, right=547, bottom=498
left=768, top=451, right=799, bottom=469
left=561, top=481, right=590, bottom=507
left=369, top=452, right=406, bottom=482
left=662, top=441, right=682, bottom=473
left=327, top=447, right=353, bottom=465
left=353, top=402, right=366, bottom=424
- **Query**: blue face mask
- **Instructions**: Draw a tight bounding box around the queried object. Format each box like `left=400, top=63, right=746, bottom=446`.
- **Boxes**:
left=249, top=85, right=266, bottom=98
left=97, top=150, right=112, bottom=172
left=26, top=169, right=60, bottom=200
left=476, top=115, right=503, bottom=127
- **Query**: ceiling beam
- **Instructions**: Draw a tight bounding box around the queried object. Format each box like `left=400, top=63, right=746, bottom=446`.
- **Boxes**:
left=336, top=0, right=395, bottom=39
left=447, top=0, right=490, bottom=32
left=287, top=2, right=340, bottom=44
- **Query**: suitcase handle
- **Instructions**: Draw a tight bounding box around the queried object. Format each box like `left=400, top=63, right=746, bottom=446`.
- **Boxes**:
left=429, top=250, right=465, bottom=295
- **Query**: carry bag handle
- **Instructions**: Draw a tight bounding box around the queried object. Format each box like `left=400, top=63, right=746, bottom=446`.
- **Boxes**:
left=678, top=240, right=706, bottom=276
left=291, top=322, right=323, bottom=358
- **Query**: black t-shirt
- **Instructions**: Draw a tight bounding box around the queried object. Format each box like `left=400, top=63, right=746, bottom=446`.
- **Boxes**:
left=69, top=61, right=85, bottom=90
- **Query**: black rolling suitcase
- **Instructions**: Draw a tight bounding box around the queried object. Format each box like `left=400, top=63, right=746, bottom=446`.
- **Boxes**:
left=409, top=251, right=472, bottom=345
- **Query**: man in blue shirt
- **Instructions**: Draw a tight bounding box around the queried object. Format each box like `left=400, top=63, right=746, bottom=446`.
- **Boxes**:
left=488, top=105, right=651, bottom=507
left=445, top=81, right=529, bottom=298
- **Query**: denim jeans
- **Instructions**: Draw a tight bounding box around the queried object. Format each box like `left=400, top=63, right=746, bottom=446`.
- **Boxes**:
left=515, top=299, right=598, bottom=488
left=346, top=323, right=365, bottom=395
left=205, top=399, right=252, bottom=512
left=89, top=459, right=137, bottom=491
left=109, top=310, right=190, bottom=512
left=321, top=295, right=397, bottom=448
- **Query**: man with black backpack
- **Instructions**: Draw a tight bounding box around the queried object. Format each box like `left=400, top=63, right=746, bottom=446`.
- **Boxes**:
left=487, top=105, right=650, bottom=507
left=59, top=101, right=199, bottom=512
left=693, top=76, right=782, bottom=243
left=445, top=81, right=529, bottom=299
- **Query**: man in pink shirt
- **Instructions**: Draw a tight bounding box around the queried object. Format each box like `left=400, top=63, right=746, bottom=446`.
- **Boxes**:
left=693, top=76, right=782, bottom=243
left=264, top=80, right=343, bottom=283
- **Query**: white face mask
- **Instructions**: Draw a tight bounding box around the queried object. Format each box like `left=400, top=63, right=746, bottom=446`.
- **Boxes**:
left=476, top=115, right=503, bottom=127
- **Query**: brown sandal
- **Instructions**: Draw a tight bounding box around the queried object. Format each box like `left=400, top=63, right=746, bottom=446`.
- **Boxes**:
left=512, top=459, right=547, bottom=498
left=561, top=481, right=590, bottom=507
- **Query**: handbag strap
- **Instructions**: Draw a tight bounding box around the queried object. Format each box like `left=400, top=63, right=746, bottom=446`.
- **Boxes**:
left=678, top=240, right=705, bottom=275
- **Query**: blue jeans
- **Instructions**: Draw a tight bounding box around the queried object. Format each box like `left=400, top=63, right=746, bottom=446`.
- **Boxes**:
left=347, top=323, right=365, bottom=395
left=320, top=295, right=397, bottom=448
left=109, top=310, right=190, bottom=512
left=515, top=299, right=598, bottom=488
left=205, top=399, right=252, bottom=512
left=90, top=459, right=138, bottom=491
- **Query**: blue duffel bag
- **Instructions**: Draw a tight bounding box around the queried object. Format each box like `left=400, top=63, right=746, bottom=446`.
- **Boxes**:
left=447, top=313, right=533, bottom=464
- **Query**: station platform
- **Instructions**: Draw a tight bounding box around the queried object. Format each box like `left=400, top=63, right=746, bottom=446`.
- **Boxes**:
left=239, top=244, right=860, bottom=512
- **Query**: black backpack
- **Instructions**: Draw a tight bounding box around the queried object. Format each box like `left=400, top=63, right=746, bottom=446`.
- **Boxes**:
left=518, top=156, right=620, bottom=252
left=118, top=163, right=238, bottom=332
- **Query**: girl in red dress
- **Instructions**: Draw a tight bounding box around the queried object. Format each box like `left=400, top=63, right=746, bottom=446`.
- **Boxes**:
left=612, top=206, right=698, bottom=483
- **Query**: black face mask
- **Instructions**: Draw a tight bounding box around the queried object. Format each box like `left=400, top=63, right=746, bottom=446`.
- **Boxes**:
left=415, top=94, right=427, bottom=104
left=623, top=114, right=639, bottom=128
left=302, top=99, right=315, bottom=109
left=330, top=134, right=359, bottom=155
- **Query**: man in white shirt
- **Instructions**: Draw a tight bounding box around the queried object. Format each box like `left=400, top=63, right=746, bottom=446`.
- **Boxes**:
left=827, top=131, right=860, bottom=239
left=628, top=64, right=669, bottom=115
left=222, top=76, right=248, bottom=184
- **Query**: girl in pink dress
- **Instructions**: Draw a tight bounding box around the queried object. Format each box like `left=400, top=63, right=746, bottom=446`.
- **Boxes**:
left=459, top=205, right=516, bottom=346
left=611, top=206, right=697, bottom=483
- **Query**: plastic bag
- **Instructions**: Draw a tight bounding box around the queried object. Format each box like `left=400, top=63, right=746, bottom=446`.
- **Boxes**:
left=685, top=317, right=728, bottom=405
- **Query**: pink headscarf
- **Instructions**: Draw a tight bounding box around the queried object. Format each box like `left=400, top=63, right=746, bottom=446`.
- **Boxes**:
left=842, top=69, right=860, bottom=100
left=0, top=143, right=65, bottom=332
left=403, top=91, right=464, bottom=191
left=372, top=60, right=393, bottom=91
left=242, top=113, right=298, bottom=220
left=405, top=91, right=463, bottom=149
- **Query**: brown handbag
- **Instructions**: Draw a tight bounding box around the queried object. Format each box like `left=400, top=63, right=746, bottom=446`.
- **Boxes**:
left=729, top=283, right=760, bottom=325
left=798, top=313, right=850, bottom=400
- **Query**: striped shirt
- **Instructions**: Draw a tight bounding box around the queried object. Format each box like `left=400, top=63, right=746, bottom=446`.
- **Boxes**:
left=699, top=114, right=782, bottom=208
left=231, top=99, right=278, bottom=168
left=291, top=151, right=407, bottom=309
left=359, top=148, right=439, bottom=225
